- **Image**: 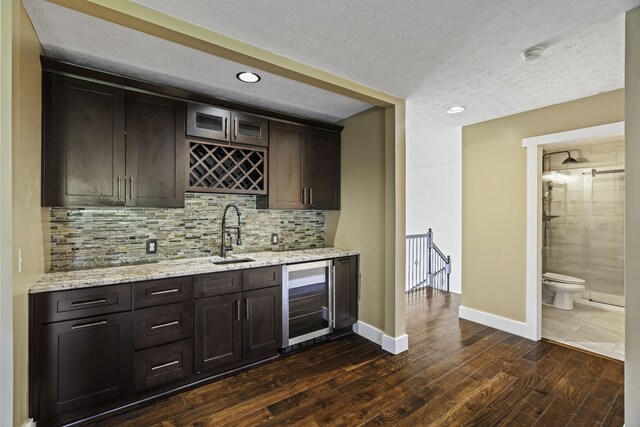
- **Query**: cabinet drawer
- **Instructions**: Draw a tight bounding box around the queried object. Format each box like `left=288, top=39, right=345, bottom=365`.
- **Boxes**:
left=35, top=284, right=131, bottom=323
left=135, top=339, right=193, bottom=391
left=134, top=302, right=193, bottom=350
left=133, top=276, right=193, bottom=309
left=242, top=266, right=281, bottom=291
left=194, top=270, right=242, bottom=298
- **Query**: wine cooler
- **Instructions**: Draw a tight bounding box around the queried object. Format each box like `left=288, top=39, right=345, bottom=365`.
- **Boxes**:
left=282, top=260, right=334, bottom=347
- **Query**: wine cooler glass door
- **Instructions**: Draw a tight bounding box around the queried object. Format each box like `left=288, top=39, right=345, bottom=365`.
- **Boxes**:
left=283, top=260, right=333, bottom=346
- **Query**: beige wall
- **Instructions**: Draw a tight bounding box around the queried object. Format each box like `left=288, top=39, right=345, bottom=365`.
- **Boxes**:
left=385, top=104, right=406, bottom=338
left=327, top=107, right=387, bottom=331
left=461, top=90, right=624, bottom=322
left=11, top=2, right=45, bottom=425
left=1, top=0, right=15, bottom=424
left=625, top=7, right=640, bottom=425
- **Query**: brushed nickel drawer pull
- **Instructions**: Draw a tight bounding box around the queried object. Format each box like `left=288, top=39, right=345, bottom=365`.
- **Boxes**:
left=224, top=117, right=228, bottom=138
left=71, top=298, right=107, bottom=307
left=310, top=188, right=313, bottom=205
left=236, top=299, right=240, bottom=321
left=151, top=360, right=179, bottom=371
left=117, top=176, right=122, bottom=200
left=150, top=288, right=179, bottom=296
left=72, top=320, right=107, bottom=330
left=234, top=117, right=238, bottom=139
left=129, top=177, right=134, bottom=200
left=150, top=320, right=179, bottom=330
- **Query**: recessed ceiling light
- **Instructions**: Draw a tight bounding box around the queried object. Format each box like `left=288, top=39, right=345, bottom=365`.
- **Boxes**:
left=447, top=106, right=465, bottom=114
left=521, top=46, right=544, bottom=62
left=236, top=71, right=261, bottom=83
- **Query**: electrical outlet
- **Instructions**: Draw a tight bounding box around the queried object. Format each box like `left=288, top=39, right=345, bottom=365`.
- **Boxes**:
left=271, top=233, right=279, bottom=245
left=146, top=239, right=158, bottom=254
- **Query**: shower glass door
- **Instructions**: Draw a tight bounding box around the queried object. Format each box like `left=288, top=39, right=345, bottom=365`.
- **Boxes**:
left=587, top=170, right=625, bottom=306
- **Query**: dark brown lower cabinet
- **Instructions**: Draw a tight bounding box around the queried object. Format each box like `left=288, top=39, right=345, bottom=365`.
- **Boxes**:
left=194, top=293, right=242, bottom=374
left=38, top=312, right=132, bottom=420
left=334, top=256, right=359, bottom=329
left=31, top=261, right=348, bottom=425
left=195, top=286, right=281, bottom=374
left=243, top=287, right=282, bottom=361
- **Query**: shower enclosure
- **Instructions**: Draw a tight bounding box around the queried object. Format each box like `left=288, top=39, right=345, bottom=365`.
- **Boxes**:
left=542, top=167, right=625, bottom=307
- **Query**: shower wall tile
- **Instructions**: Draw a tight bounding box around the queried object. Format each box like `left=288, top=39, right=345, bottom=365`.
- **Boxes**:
left=545, top=135, right=624, bottom=171
left=49, top=193, right=326, bottom=271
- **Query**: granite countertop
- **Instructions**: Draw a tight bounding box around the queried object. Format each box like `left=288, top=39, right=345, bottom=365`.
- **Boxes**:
left=30, top=247, right=359, bottom=293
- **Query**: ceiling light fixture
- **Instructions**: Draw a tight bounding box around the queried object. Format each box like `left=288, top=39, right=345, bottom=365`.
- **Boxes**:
left=521, top=46, right=544, bottom=62
left=447, top=106, right=465, bottom=114
left=236, top=71, right=261, bottom=83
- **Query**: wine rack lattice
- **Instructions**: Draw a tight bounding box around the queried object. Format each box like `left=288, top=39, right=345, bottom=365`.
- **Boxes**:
left=188, top=141, right=267, bottom=194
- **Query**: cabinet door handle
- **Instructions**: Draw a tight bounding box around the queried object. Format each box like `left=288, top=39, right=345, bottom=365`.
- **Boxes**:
left=150, top=320, right=179, bottom=330
left=151, top=360, right=180, bottom=371
left=309, top=188, right=313, bottom=206
left=129, top=177, right=134, bottom=200
left=71, top=320, right=107, bottom=330
left=338, top=259, right=351, bottom=264
left=234, top=117, right=238, bottom=139
left=150, top=288, right=179, bottom=296
left=236, top=299, right=241, bottom=321
left=117, top=176, right=122, bottom=200
left=245, top=298, right=249, bottom=319
left=224, top=117, right=229, bottom=139
left=302, top=188, right=307, bottom=204
left=332, top=266, right=336, bottom=327
left=71, top=298, right=107, bottom=307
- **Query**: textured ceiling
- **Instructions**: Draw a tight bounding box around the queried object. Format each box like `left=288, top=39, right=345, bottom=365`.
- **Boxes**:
left=133, top=0, right=638, bottom=128
left=22, top=0, right=372, bottom=124
left=24, top=0, right=640, bottom=128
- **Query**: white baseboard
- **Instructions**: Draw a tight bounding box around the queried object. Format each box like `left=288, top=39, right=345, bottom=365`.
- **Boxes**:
left=353, top=320, right=383, bottom=345
left=459, top=305, right=535, bottom=340
left=381, top=333, right=408, bottom=354
left=353, top=321, right=409, bottom=354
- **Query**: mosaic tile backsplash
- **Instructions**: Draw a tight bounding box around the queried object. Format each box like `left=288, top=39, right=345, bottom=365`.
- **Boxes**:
left=49, top=193, right=326, bottom=271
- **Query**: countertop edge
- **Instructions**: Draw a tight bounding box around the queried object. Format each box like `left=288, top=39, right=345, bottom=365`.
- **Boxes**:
left=30, top=248, right=360, bottom=294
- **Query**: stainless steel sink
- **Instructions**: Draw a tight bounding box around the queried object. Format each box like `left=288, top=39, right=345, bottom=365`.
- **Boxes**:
left=211, top=257, right=254, bottom=265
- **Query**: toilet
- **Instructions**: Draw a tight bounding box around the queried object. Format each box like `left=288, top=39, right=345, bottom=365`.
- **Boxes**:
left=542, top=272, right=586, bottom=310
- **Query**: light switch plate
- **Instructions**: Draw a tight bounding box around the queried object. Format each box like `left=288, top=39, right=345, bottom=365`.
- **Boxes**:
left=146, top=239, right=158, bottom=254
left=271, top=233, right=278, bottom=245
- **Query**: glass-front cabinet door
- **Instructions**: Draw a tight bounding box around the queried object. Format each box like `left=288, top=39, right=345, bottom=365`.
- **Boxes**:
left=186, top=103, right=230, bottom=141
left=231, top=111, right=268, bottom=147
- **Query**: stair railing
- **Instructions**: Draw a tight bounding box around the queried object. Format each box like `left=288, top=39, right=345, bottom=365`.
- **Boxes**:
left=406, top=228, right=451, bottom=293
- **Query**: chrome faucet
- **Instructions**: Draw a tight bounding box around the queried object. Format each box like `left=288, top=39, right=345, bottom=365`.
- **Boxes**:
left=220, top=203, right=242, bottom=258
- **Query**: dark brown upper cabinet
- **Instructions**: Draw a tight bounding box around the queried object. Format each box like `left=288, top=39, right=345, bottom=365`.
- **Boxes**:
left=231, top=111, right=268, bottom=147
left=186, top=103, right=268, bottom=147
left=43, top=73, right=126, bottom=207
left=186, top=104, right=229, bottom=141
left=306, top=128, right=340, bottom=210
left=257, top=121, right=340, bottom=210
left=42, top=72, right=186, bottom=208
left=125, top=91, right=185, bottom=208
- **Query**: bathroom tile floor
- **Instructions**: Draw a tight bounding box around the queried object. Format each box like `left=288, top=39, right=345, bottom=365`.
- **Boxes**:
left=542, top=301, right=624, bottom=361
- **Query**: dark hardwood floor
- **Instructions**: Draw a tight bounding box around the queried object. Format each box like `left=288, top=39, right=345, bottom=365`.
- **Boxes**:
left=94, top=289, right=624, bottom=426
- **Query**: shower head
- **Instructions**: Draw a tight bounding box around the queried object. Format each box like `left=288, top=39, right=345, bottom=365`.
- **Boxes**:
left=543, top=150, right=579, bottom=168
